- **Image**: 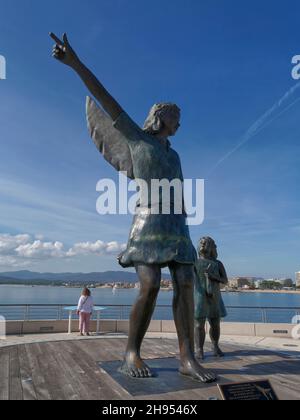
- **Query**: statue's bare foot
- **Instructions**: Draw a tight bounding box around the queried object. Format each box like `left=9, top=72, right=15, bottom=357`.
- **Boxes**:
left=195, top=349, right=205, bottom=360
left=119, top=352, right=153, bottom=378
left=213, top=346, right=225, bottom=358
left=179, top=359, right=217, bottom=383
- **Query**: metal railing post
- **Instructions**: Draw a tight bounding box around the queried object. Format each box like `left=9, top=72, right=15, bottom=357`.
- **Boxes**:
left=262, top=308, right=267, bottom=323
left=57, top=306, right=62, bottom=321
left=24, top=305, right=30, bottom=321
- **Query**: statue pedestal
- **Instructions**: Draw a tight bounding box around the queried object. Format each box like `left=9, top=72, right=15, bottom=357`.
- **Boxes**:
left=99, top=358, right=216, bottom=397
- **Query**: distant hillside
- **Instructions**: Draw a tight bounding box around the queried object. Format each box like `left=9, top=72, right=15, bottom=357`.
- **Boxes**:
left=0, top=270, right=171, bottom=285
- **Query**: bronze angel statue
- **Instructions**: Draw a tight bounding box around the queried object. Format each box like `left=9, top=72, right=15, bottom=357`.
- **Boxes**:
left=50, top=32, right=217, bottom=383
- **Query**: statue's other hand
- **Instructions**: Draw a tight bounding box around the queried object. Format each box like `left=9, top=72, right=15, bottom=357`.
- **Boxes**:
left=50, top=32, right=79, bottom=67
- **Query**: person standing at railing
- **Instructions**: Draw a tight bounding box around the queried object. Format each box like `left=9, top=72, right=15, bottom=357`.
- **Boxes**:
left=77, top=288, right=94, bottom=336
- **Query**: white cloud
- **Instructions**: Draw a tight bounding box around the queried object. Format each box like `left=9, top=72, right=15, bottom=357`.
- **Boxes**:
left=0, top=234, right=31, bottom=254
left=66, top=240, right=126, bottom=257
left=16, top=240, right=65, bottom=259
left=0, top=233, right=126, bottom=267
left=0, top=255, right=31, bottom=268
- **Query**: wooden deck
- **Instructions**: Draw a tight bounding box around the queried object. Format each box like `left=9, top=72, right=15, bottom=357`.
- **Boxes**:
left=0, top=337, right=300, bottom=400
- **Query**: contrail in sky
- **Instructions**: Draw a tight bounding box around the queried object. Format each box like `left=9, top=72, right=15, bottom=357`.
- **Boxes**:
left=209, top=81, right=300, bottom=175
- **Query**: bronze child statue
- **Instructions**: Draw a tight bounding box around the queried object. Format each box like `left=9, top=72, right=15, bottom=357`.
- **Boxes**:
left=194, top=237, right=228, bottom=360
left=50, top=32, right=217, bottom=383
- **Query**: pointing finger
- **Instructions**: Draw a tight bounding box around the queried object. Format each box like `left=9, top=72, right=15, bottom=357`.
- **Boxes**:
left=49, top=32, right=64, bottom=47
left=63, top=33, right=70, bottom=46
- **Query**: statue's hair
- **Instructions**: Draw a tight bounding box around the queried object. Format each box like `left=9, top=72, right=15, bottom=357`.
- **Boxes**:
left=143, top=103, right=181, bottom=135
left=198, top=237, right=216, bottom=257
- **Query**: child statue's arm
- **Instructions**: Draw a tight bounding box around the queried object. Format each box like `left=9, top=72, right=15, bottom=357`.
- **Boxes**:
left=217, top=261, right=229, bottom=285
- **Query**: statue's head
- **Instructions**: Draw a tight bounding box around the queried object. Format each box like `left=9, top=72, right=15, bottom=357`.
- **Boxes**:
left=198, top=237, right=218, bottom=260
left=143, top=103, right=181, bottom=137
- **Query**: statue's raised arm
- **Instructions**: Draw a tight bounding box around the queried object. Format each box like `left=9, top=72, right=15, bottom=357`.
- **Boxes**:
left=50, top=32, right=135, bottom=179
left=50, top=33, right=123, bottom=121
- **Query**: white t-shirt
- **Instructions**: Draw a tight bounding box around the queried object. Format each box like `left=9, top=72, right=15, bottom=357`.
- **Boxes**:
left=77, top=296, right=94, bottom=313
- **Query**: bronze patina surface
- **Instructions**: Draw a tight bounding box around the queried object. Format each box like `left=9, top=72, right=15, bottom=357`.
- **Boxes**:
left=50, top=32, right=216, bottom=383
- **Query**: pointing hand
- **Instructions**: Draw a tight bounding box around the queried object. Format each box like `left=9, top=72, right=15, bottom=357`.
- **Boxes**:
left=50, top=32, right=79, bottom=67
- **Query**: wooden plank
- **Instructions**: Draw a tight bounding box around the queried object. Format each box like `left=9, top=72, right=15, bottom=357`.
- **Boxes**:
left=9, top=346, right=23, bottom=400
left=75, top=338, right=126, bottom=362
left=63, top=340, right=132, bottom=400
left=33, top=342, right=79, bottom=400
left=0, top=347, right=10, bottom=400
left=47, top=341, right=92, bottom=401
left=1, top=338, right=300, bottom=400
left=24, top=343, right=53, bottom=400
left=18, top=345, right=38, bottom=400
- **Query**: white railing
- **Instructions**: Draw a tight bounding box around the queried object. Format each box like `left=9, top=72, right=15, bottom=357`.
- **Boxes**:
left=0, top=304, right=300, bottom=323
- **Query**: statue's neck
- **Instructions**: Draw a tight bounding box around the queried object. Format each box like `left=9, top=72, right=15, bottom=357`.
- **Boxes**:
left=155, top=135, right=171, bottom=149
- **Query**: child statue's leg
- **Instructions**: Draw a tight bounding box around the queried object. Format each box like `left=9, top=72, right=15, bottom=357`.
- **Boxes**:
left=209, top=318, right=225, bottom=358
left=195, top=318, right=206, bottom=360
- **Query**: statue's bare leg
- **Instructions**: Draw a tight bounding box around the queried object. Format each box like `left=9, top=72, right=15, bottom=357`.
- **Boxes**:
left=169, top=262, right=217, bottom=383
left=195, top=318, right=206, bottom=360
left=120, top=264, right=161, bottom=378
left=209, top=318, right=224, bottom=358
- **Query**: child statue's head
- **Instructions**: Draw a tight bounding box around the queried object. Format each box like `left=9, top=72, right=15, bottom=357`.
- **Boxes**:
left=198, top=237, right=218, bottom=260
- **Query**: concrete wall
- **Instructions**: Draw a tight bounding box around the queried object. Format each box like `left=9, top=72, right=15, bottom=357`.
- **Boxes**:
left=254, top=323, right=295, bottom=339
left=3, top=320, right=297, bottom=339
left=220, top=322, right=256, bottom=337
left=159, top=321, right=294, bottom=338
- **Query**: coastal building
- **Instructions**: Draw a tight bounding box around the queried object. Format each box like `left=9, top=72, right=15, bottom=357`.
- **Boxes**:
left=228, top=278, right=238, bottom=288
left=296, top=272, right=300, bottom=288
left=277, top=278, right=294, bottom=288
left=229, top=277, right=257, bottom=289
left=254, top=279, right=265, bottom=289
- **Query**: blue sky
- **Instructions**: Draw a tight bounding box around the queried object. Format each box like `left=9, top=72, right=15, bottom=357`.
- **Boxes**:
left=0, top=0, right=299, bottom=277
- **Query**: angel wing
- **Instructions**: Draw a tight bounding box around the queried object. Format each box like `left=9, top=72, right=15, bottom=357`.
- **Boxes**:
left=86, top=97, right=134, bottom=179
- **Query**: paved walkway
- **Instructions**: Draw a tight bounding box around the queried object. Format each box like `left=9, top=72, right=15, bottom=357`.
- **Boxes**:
left=0, top=331, right=299, bottom=354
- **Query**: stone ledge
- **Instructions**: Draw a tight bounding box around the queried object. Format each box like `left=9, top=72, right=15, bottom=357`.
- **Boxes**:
left=1, top=320, right=298, bottom=339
